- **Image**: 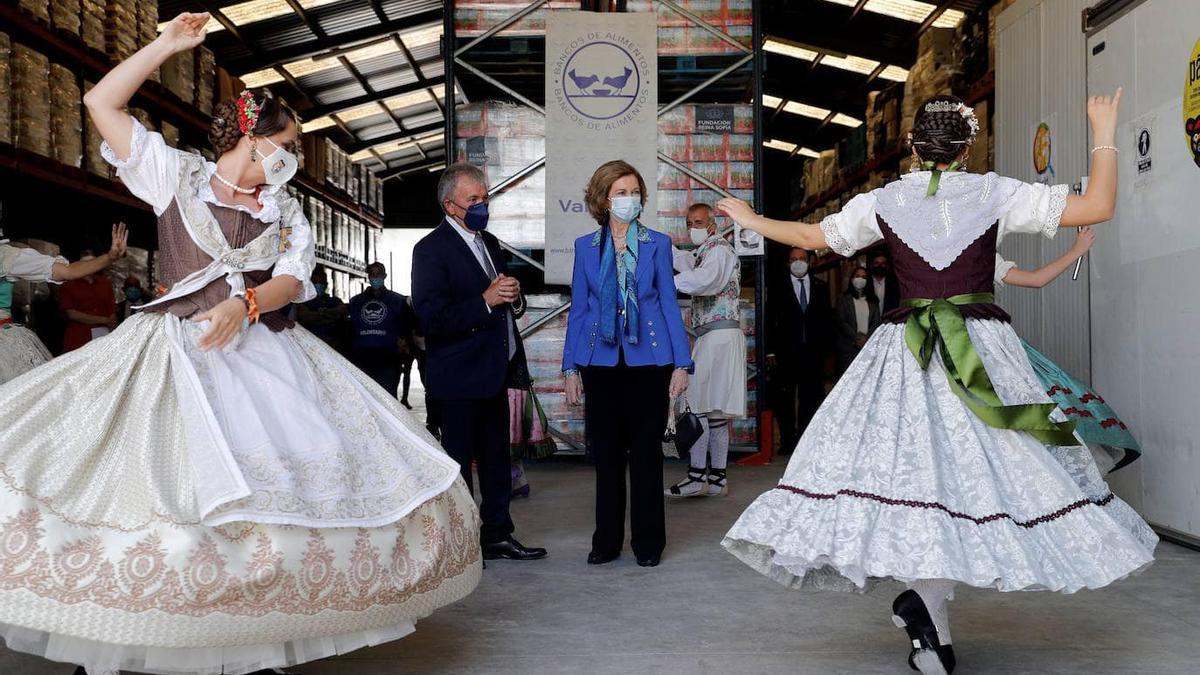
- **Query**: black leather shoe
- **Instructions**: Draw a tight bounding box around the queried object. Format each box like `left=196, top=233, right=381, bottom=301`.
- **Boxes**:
left=636, top=555, right=661, bottom=567
left=587, top=550, right=620, bottom=565
left=482, top=537, right=547, bottom=561
left=892, top=590, right=955, bottom=674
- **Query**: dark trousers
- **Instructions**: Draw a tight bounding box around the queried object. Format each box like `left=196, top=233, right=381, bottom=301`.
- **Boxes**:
left=436, top=392, right=514, bottom=544
left=415, top=350, right=441, bottom=435
left=353, top=347, right=400, bottom=398
left=399, top=354, right=414, bottom=403
left=773, top=362, right=825, bottom=453
left=581, top=362, right=673, bottom=558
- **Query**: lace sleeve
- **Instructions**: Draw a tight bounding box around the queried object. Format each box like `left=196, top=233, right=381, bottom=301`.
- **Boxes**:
left=100, top=117, right=182, bottom=215
left=272, top=198, right=317, bottom=303
left=5, top=248, right=67, bottom=284
left=820, top=191, right=881, bottom=257
left=998, top=181, right=1070, bottom=239
left=993, top=253, right=1018, bottom=287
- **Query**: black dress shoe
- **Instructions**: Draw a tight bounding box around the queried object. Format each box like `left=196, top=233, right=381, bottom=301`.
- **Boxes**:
left=892, top=590, right=954, bottom=674
left=587, top=550, right=620, bottom=565
left=482, top=537, right=547, bottom=561
left=636, top=555, right=661, bottom=567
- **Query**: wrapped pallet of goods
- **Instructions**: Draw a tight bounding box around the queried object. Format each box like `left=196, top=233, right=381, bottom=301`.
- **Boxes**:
left=104, top=0, right=138, bottom=64
left=51, top=0, right=82, bottom=37
left=865, top=87, right=901, bottom=160
left=161, top=50, right=195, bottom=104
left=195, top=47, right=215, bottom=115
left=901, top=35, right=958, bottom=135
left=80, top=0, right=105, bottom=53
left=49, top=63, right=83, bottom=168
left=0, top=32, right=10, bottom=145
left=82, top=81, right=107, bottom=177
left=13, top=44, right=52, bottom=158
left=324, top=138, right=340, bottom=190
left=138, top=1, right=159, bottom=82
left=19, top=0, right=50, bottom=25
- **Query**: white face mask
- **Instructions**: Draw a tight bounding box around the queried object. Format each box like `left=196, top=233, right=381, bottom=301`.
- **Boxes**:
left=789, top=260, right=809, bottom=279
left=256, top=136, right=298, bottom=185
left=689, top=228, right=711, bottom=246
left=851, top=277, right=867, bottom=291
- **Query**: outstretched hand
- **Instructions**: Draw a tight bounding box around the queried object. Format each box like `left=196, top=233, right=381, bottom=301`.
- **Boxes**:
left=107, top=222, right=128, bottom=262
left=160, top=13, right=210, bottom=54
left=715, top=197, right=757, bottom=231
left=1087, top=88, right=1122, bottom=143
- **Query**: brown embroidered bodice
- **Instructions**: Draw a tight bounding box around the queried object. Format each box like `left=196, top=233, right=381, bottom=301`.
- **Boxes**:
left=147, top=200, right=292, bottom=331
left=878, top=215, right=1011, bottom=325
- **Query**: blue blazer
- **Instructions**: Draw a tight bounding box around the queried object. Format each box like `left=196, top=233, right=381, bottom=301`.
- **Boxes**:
left=561, top=223, right=694, bottom=373
left=412, top=221, right=526, bottom=401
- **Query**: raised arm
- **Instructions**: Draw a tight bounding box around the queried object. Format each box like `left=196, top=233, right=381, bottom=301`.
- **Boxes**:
left=1002, top=228, right=1096, bottom=288
left=51, top=223, right=127, bottom=282
left=715, top=198, right=827, bottom=251
left=83, top=13, right=209, bottom=161
left=1061, top=90, right=1122, bottom=227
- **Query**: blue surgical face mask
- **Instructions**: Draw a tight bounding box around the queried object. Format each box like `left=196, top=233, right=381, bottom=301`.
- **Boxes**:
left=455, top=201, right=490, bottom=232
left=313, top=283, right=328, bottom=295
left=0, top=279, right=12, bottom=311
left=369, top=278, right=386, bottom=290
left=124, top=287, right=142, bottom=301
left=609, top=196, right=642, bottom=223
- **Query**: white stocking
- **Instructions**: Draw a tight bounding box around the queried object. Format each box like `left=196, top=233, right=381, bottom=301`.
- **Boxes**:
left=707, top=416, right=730, bottom=470
left=907, top=578, right=956, bottom=645
left=689, top=415, right=711, bottom=469
left=85, top=667, right=121, bottom=675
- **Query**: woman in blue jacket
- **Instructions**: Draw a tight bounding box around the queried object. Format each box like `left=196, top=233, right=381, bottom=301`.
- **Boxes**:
left=563, top=160, right=693, bottom=568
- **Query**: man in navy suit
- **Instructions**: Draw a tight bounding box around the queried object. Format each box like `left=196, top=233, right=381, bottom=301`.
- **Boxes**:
left=411, top=162, right=547, bottom=562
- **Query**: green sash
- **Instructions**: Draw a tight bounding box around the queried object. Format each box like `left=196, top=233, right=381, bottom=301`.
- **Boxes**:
left=902, top=293, right=1078, bottom=446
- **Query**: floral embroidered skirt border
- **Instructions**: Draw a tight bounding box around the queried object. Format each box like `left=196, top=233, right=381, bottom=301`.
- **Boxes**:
left=0, top=314, right=481, bottom=673
left=722, top=319, right=1157, bottom=594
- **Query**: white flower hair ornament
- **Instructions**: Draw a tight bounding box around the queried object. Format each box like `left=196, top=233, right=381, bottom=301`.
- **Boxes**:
left=920, top=100, right=980, bottom=145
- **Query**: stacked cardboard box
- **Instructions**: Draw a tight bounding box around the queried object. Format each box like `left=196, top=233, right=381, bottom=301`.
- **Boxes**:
left=0, top=33, right=11, bottom=145
left=137, top=1, right=159, bottom=82
left=51, top=0, right=82, bottom=37
left=195, top=47, right=215, bottom=115
left=865, top=87, right=901, bottom=160
left=803, top=149, right=839, bottom=200
left=12, top=44, right=52, bottom=158
left=81, top=0, right=105, bottom=53
left=901, top=40, right=958, bottom=135
left=83, top=81, right=108, bottom=177
left=161, top=50, right=194, bottom=104
left=19, top=0, right=50, bottom=25
left=104, top=0, right=139, bottom=63
left=49, top=63, right=83, bottom=168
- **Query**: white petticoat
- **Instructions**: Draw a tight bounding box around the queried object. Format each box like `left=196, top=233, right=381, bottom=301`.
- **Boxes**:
left=0, top=313, right=481, bottom=673
left=722, top=319, right=1157, bottom=594
left=0, top=323, right=51, bottom=386
left=686, top=327, right=746, bottom=417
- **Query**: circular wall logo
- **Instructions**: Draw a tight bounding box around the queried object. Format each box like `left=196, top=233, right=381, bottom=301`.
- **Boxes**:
left=1033, top=122, right=1051, bottom=175
left=561, top=41, right=641, bottom=121
left=360, top=299, right=388, bottom=326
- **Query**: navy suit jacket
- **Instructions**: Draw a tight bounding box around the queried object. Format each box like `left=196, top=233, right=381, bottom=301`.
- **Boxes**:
left=561, top=223, right=693, bottom=373
left=411, top=221, right=525, bottom=401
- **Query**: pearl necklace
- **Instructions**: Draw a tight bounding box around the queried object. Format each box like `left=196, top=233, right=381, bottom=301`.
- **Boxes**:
left=212, top=171, right=257, bottom=195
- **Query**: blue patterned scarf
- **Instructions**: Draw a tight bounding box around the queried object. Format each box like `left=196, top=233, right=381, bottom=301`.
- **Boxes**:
left=599, top=221, right=640, bottom=346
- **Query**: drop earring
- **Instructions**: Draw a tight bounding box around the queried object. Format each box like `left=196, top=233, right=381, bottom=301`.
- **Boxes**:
left=250, top=138, right=257, bottom=162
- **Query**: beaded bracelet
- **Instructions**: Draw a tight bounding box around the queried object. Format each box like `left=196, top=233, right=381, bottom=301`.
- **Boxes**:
left=244, top=287, right=261, bottom=324
left=1091, top=145, right=1119, bottom=154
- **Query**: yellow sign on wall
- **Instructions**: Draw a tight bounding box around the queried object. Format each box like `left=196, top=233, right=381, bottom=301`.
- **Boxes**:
left=1186, top=37, right=1200, bottom=168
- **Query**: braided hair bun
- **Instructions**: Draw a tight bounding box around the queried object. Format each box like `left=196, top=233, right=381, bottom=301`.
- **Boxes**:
left=207, top=89, right=297, bottom=157
left=910, top=94, right=974, bottom=165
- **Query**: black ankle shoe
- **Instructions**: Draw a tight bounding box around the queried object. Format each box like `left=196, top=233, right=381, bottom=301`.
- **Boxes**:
left=892, top=590, right=954, bottom=674
left=636, top=555, right=660, bottom=567
left=587, top=550, right=620, bottom=565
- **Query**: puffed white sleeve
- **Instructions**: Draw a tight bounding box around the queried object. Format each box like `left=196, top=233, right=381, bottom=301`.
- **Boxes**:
left=5, top=247, right=68, bottom=284
left=993, top=253, right=1018, bottom=287
left=997, top=179, right=1070, bottom=240
left=101, top=117, right=182, bottom=216
left=272, top=204, right=317, bottom=303
left=819, top=191, right=881, bottom=257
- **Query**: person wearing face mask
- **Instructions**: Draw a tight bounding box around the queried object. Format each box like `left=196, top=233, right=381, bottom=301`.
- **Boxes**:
left=766, top=247, right=832, bottom=455
left=294, top=266, right=349, bottom=352
left=870, top=252, right=901, bottom=314
left=116, top=274, right=147, bottom=324
left=412, top=161, right=547, bottom=564
left=348, top=262, right=415, bottom=402
left=834, top=266, right=881, bottom=376
left=0, top=16, right=481, bottom=675
left=561, top=160, right=693, bottom=568
left=664, top=203, right=745, bottom=498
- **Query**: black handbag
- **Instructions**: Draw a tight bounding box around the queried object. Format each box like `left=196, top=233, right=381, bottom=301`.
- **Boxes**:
left=664, top=397, right=704, bottom=459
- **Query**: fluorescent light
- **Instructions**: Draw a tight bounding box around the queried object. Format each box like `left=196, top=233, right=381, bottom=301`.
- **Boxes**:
left=350, top=132, right=444, bottom=163
left=160, top=0, right=340, bottom=34
left=428, top=164, right=445, bottom=172
left=763, top=139, right=796, bottom=153
left=764, top=38, right=909, bottom=83
left=239, top=23, right=443, bottom=87
left=762, top=95, right=862, bottom=128
left=796, top=147, right=822, bottom=159
left=821, top=0, right=964, bottom=28
left=302, top=85, right=445, bottom=133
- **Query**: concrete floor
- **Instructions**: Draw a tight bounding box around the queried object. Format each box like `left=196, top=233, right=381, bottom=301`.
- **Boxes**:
left=3, top=460, right=1198, bottom=675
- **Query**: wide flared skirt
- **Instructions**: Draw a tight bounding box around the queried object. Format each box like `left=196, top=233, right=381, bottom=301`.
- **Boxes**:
left=0, top=313, right=481, bottom=673
left=686, top=327, right=747, bottom=417
left=722, top=320, right=1157, bottom=595
left=0, top=323, right=52, bottom=386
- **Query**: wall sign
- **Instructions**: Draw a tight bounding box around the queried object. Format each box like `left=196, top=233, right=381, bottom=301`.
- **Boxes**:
left=1186, top=37, right=1200, bottom=169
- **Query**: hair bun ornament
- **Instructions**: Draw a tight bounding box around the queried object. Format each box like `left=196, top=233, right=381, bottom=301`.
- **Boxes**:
left=236, top=90, right=261, bottom=135
left=922, top=99, right=980, bottom=145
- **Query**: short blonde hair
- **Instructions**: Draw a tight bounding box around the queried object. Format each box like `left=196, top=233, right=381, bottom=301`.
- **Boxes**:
left=584, top=160, right=648, bottom=223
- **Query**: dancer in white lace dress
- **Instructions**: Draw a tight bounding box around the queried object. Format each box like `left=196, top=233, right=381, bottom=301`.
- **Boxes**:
left=0, top=222, right=128, bottom=385
left=0, top=13, right=479, bottom=675
left=716, top=91, right=1156, bottom=675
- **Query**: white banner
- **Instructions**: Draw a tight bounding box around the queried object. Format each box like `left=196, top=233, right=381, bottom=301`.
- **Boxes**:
left=545, top=12, right=658, bottom=284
